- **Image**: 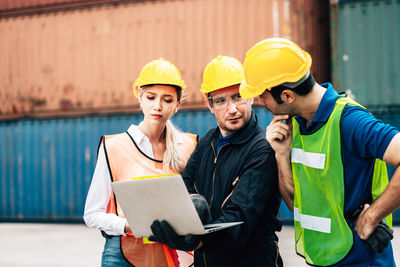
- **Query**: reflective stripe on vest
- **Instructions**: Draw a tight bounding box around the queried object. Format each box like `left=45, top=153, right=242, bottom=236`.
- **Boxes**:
left=293, top=207, right=331, bottom=234
left=291, top=96, right=391, bottom=266
left=291, top=148, right=326, bottom=170
left=103, top=131, right=197, bottom=267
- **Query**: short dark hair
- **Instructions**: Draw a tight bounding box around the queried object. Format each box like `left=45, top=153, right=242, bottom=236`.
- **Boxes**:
left=269, top=73, right=315, bottom=104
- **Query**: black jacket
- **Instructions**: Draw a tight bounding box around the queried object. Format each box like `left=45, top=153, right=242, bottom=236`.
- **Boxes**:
left=182, top=112, right=282, bottom=267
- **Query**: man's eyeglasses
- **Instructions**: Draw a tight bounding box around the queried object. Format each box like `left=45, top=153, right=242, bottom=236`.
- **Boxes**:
left=208, top=94, right=248, bottom=110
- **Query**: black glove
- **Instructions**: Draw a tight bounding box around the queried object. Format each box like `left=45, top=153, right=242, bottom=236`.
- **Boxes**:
left=365, top=221, right=393, bottom=253
left=148, top=220, right=201, bottom=251
left=352, top=204, right=394, bottom=253
left=190, top=194, right=212, bottom=224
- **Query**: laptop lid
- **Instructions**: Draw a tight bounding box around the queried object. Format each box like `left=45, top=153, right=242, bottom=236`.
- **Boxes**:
left=111, top=175, right=242, bottom=238
left=112, top=175, right=204, bottom=237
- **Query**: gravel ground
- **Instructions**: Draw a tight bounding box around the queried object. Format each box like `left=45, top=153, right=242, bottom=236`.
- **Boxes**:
left=0, top=223, right=398, bottom=266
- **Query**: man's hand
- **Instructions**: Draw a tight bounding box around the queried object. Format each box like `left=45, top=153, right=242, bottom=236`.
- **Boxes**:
left=148, top=220, right=201, bottom=251
left=354, top=204, right=393, bottom=253
left=266, top=114, right=295, bottom=210
left=266, top=114, right=292, bottom=156
left=191, top=194, right=212, bottom=224
left=354, top=204, right=380, bottom=240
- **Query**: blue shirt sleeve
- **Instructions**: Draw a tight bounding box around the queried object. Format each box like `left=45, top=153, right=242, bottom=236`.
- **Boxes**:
left=341, top=105, right=399, bottom=160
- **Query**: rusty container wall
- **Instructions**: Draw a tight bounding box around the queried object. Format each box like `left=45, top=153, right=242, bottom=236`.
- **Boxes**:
left=0, top=0, right=105, bottom=11
left=0, top=0, right=330, bottom=119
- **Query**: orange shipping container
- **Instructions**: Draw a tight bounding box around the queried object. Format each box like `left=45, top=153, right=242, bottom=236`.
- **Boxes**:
left=0, top=0, right=330, bottom=119
left=0, top=0, right=82, bottom=11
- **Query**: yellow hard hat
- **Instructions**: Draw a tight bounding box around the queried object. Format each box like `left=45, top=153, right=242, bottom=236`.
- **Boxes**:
left=133, top=58, right=186, bottom=98
left=240, top=38, right=312, bottom=99
left=201, top=55, right=244, bottom=97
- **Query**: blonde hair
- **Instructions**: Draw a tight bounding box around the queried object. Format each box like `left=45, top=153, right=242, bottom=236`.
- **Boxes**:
left=139, top=84, right=185, bottom=174
left=163, top=120, right=185, bottom=174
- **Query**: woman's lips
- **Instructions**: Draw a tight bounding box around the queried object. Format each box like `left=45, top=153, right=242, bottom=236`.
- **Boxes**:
left=151, top=114, right=162, bottom=119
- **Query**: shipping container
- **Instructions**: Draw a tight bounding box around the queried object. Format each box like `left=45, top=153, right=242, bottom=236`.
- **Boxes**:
left=0, top=0, right=136, bottom=15
left=0, top=0, right=330, bottom=120
left=1, top=106, right=399, bottom=223
left=0, top=0, right=84, bottom=11
left=331, top=0, right=400, bottom=105
left=0, top=106, right=276, bottom=221
left=328, top=0, right=400, bottom=226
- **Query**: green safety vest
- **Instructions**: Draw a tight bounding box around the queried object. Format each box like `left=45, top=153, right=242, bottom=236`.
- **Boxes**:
left=291, top=96, right=392, bottom=266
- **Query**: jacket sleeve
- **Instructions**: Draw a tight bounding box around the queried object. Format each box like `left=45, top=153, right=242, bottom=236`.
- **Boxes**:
left=200, top=142, right=279, bottom=250
left=182, top=141, right=201, bottom=194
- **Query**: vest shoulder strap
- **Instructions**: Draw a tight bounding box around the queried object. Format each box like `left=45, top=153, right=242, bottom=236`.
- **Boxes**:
left=336, top=95, right=365, bottom=109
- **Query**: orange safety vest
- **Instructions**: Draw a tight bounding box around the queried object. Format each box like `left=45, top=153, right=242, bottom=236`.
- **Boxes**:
left=102, top=130, right=197, bottom=267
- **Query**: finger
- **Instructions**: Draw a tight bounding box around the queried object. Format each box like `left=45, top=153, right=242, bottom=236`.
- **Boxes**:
left=266, top=132, right=281, bottom=143
left=274, top=127, right=290, bottom=139
left=361, top=203, right=370, bottom=214
left=355, top=205, right=373, bottom=240
left=160, top=220, right=179, bottom=240
left=271, top=114, right=290, bottom=123
left=275, top=121, right=290, bottom=132
left=268, top=120, right=290, bottom=134
left=150, top=220, right=167, bottom=242
left=267, top=122, right=290, bottom=138
left=267, top=123, right=290, bottom=138
left=269, top=132, right=285, bottom=141
left=355, top=204, right=369, bottom=225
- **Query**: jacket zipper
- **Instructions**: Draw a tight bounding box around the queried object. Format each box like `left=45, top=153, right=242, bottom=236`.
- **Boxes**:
left=202, top=141, right=228, bottom=267
left=193, top=182, right=200, bottom=194
left=202, top=251, right=207, bottom=267
left=220, top=176, right=240, bottom=210
left=209, top=142, right=229, bottom=208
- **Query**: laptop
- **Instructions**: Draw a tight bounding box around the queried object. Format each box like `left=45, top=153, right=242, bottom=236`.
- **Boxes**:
left=111, top=175, right=243, bottom=238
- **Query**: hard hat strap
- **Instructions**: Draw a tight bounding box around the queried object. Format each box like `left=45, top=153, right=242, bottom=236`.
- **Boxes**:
left=271, top=73, right=315, bottom=95
left=281, top=71, right=311, bottom=89
left=270, top=72, right=315, bottom=101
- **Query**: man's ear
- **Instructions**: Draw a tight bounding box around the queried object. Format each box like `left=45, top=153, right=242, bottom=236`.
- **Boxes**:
left=281, top=90, right=295, bottom=104
left=204, top=98, right=214, bottom=114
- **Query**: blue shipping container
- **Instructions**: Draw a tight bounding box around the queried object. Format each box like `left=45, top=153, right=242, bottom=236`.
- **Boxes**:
left=0, top=107, right=282, bottom=222
left=1, top=106, right=399, bottom=224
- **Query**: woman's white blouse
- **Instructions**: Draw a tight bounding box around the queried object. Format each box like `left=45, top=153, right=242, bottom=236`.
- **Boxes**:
left=83, top=125, right=155, bottom=236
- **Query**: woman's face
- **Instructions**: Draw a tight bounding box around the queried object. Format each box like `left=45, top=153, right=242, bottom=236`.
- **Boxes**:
left=139, top=85, right=181, bottom=124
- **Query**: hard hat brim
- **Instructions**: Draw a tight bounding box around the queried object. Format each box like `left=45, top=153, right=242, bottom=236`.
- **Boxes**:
left=239, top=79, right=264, bottom=100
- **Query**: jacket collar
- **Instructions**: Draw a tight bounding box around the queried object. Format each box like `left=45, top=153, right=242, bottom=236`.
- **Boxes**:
left=212, top=111, right=259, bottom=145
